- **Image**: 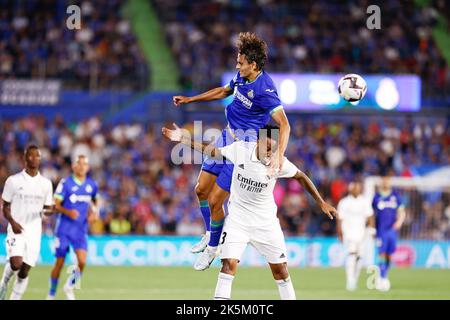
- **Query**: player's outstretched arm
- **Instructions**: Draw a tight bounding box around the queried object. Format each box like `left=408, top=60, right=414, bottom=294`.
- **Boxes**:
left=293, top=170, right=338, bottom=220
left=2, top=201, right=23, bottom=233
left=162, top=123, right=223, bottom=159
left=270, top=109, right=291, bottom=171
left=173, top=86, right=233, bottom=106
left=54, top=198, right=79, bottom=220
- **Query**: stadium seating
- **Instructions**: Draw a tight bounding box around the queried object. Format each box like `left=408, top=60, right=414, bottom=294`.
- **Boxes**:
left=0, top=0, right=149, bottom=90
left=152, top=0, right=449, bottom=98
left=1, top=115, right=448, bottom=239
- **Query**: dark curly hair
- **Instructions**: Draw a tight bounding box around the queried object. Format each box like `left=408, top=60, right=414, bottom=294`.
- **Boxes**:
left=237, top=32, right=268, bottom=71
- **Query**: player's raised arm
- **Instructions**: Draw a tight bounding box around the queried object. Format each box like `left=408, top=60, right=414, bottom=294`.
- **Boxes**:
left=292, top=170, right=338, bottom=220
left=173, top=86, right=233, bottom=107
left=162, top=123, right=224, bottom=159
left=270, top=108, right=291, bottom=171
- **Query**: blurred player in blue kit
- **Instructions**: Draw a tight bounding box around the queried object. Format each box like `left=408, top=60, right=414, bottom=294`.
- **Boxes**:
left=46, top=155, right=99, bottom=300
left=372, top=177, right=405, bottom=291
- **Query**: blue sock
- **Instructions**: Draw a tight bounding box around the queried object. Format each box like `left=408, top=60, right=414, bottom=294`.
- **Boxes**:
left=199, top=200, right=211, bottom=232
left=49, top=277, right=58, bottom=296
left=379, top=256, right=389, bottom=278
left=209, top=218, right=224, bottom=247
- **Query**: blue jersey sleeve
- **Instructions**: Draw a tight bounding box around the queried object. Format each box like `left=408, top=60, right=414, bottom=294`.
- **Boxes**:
left=225, top=72, right=239, bottom=89
left=54, top=178, right=68, bottom=201
left=260, top=77, right=283, bottom=114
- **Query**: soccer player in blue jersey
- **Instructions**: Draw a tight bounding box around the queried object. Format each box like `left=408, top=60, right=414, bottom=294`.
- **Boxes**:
left=372, top=177, right=405, bottom=291
left=173, top=32, right=291, bottom=270
left=46, top=155, right=99, bottom=300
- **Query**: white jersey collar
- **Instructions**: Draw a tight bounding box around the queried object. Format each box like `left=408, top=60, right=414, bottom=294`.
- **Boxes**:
left=22, top=169, right=40, bottom=180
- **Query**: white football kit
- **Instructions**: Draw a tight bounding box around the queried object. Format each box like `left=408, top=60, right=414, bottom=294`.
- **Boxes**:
left=218, top=141, right=298, bottom=264
left=2, top=170, right=53, bottom=267
left=337, top=194, right=373, bottom=255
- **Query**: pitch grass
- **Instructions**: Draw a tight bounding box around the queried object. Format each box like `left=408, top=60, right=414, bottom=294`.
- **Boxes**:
left=5, top=265, right=450, bottom=300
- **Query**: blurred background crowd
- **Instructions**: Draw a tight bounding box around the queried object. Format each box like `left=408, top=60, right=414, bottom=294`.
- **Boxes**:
left=0, top=115, right=448, bottom=239
left=0, top=0, right=149, bottom=90
left=0, top=0, right=448, bottom=96
left=153, top=0, right=449, bottom=96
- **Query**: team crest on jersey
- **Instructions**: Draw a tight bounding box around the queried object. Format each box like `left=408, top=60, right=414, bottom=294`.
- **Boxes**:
left=72, top=186, right=78, bottom=192
left=86, top=184, right=93, bottom=193
left=247, top=89, right=254, bottom=99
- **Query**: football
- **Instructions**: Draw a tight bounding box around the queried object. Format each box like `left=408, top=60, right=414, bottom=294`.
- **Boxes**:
left=338, top=74, right=367, bottom=102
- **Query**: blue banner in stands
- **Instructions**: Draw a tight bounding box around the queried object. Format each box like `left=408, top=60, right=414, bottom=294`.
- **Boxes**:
left=1, top=235, right=449, bottom=268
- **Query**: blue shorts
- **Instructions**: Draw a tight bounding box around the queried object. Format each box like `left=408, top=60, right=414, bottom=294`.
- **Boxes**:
left=54, top=231, right=88, bottom=258
left=377, top=230, right=397, bottom=255
left=201, top=129, right=235, bottom=192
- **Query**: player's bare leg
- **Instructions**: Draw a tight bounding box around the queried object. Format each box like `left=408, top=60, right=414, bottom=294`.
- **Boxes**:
left=194, top=184, right=229, bottom=270
left=63, top=249, right=87, bottom=300
left=191, top=171, right=217, bottom=253
left=0, top=256, right=23, bottom=300
left=9, top=258, right=31, bottom=300
left=214, top=259, right=238, bottom=300
left=47, top=257, right=66, bottom=300
left=269, top=262, right=296, bottom=300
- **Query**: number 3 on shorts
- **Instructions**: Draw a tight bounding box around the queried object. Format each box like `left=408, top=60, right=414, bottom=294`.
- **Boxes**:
left=7, top=238, right=16, bottom=247
left=221, top=232, right=227, bottom=245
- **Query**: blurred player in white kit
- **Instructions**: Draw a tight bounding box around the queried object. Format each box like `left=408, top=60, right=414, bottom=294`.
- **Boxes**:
left=337, top=181, right=374, bottom=291
left=0, top=145, right=54, bottom=300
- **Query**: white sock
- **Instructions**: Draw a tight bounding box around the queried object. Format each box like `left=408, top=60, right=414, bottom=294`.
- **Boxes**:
left=1, top=263, right=17, bottom=287
left=346, top=254, right=357, bottom=286
left=276, top=277, right=296, bottom=300
left=354, top=256, right=363, bottom=284
left=214, top=272, right=234, bottom=300
left=10, top=276, right=29, bottom=300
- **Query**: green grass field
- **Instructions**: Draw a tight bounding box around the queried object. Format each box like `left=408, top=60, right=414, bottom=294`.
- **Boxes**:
left=4, top=266, right=450, bottom=300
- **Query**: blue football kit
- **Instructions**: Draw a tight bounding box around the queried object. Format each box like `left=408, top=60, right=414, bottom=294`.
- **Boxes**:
left=201, top=70, right=283, bottom=192
left=53, top=175, right=98, bottom=257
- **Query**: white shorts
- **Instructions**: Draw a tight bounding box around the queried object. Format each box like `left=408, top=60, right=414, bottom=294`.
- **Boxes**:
left=5, top=230, right=41, bottom=267
left=344, top=238, right=365, bottom=256
left=220, top=217, right=288, bottom=264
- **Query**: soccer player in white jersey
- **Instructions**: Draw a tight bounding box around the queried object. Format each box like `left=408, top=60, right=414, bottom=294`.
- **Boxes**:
left=0, top=145, right=54, bottom=300
left=162, top=124, right=337, bottom=300
left=336, top=181, right=374, bottom=291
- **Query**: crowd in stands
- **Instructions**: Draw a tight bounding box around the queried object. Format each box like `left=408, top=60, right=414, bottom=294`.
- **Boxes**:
left=1, top=0, right=448, bottom=97
left=0, top=0, right=148, bottom=90
left=0, top=115, right=448, bottom=239
left=154, top=0, right=449, bottom=97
